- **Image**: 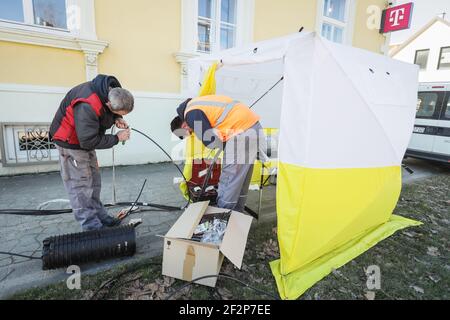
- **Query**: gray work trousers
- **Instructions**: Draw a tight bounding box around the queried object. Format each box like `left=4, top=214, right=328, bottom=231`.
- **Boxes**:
left=217, top=122, right=266, bottom=212
left=57, top=146, right=110, bottom=231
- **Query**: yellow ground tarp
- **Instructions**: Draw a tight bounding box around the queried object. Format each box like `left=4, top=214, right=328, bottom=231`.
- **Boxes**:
left=270, top=214, right=421, bottom=299
left=270, top=162, right=422, bottom=299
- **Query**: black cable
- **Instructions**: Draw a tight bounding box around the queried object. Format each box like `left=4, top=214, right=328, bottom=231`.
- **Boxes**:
left=196, top=150, right=222, bottom=202
left=249, top=76, right=284, bottom=109
left=0, top=251, right=41, bottom=260
left=0, top=201, right=181, bottom=216
left=0, top=209, right=73, bottom=215
left=261, top=161, right=277, bottom=187
left=120, top=179, right=147, bottom=219
left=91, top=261, right=161, bottom=299
left=165, top=273, right=279, bottom=300
left=131, top=127, right=191, bottom=207
left=131, top=128, right=187, bottom=182
left=115, top=202, right=181, bottom=211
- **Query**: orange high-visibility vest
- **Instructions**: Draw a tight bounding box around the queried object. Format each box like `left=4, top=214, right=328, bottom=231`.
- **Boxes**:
left=184, top=95, right=260, bottom=142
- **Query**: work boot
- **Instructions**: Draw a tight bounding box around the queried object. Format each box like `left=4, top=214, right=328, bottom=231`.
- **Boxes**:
left=100, top=215, right=122, bottom=227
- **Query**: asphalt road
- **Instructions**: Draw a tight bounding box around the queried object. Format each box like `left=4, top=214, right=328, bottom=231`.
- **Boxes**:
left=401, top=157, right=448, bottom=184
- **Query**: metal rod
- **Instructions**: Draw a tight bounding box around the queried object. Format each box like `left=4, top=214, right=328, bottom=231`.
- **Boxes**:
left=249, top=76, right=284, bottom=109
left=257, top=159, right=265, bottom=218
left=111, top=126, right=117, bottom=204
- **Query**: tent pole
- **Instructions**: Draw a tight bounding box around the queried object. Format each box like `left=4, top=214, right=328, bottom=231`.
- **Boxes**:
left=111, top=126, right=117, bottom=205
left=257, top=155, right=265, bottom=220
left=249, top=76, right=284, bottom=109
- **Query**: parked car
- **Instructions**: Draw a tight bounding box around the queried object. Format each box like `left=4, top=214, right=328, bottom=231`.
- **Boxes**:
left=406, top=82, right=450, bottom=163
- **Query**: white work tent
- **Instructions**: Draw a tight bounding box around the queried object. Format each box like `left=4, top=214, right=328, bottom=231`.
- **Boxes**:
left=186, top=32, right=420, bottom=299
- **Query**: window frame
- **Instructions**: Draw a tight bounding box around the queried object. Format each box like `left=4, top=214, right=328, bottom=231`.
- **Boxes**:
left=176, top=0, right=251, bottom=92
left=0, top=0, right=101, bottom=41
left=0, top=0, right=70, bottom=35
left=196, top=0, right=239, bottom=54
left=316, top=0, right=356, bottom=45
left=416, top=91, right=444, bottom=120
left=0, top=0, right=106, bottom=81
left=179, top=0, right=253, bottom=57
left=414, top=49, right=430, bottom=70
left=437, top=46, right=450, bottom=70
left=440, top=92, right=450, bottom=120
left=0, top=122, right=59, bottom=167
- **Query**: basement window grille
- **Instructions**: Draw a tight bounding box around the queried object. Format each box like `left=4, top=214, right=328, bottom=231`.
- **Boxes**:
left=0, top=123, right=59, bottom=166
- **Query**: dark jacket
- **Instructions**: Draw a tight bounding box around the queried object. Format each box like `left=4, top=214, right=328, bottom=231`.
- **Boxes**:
left=50, top=75, right=122, bottom=150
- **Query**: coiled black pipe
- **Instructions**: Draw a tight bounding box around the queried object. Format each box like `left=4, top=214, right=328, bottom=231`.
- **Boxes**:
left=42, top=225, right=136, bottom=270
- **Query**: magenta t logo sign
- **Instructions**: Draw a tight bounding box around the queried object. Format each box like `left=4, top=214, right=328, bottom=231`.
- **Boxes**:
left=389, top=8, right=405, bottom=26
left=380, top=2, right=413, bottom=33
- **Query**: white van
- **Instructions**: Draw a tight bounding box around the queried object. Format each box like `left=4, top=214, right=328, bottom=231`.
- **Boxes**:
left=406, top=82, right=450, bottom=163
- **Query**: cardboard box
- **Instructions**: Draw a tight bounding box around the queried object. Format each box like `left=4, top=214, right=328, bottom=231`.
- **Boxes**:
left=162, top=201, right=253, bottom=287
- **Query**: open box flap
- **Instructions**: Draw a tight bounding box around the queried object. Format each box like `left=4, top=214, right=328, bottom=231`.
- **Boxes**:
left=165, top=201, right=209, bottom=239
left=219, top=211, right=253, bottom=268
left=204, top=206, right=231, bottom=215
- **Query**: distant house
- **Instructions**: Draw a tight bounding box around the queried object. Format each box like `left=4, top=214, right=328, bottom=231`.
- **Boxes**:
left=390, top=16, right=450, bottom=83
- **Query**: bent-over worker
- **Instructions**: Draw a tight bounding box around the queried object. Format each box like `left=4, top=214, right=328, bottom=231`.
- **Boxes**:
left=170, top=95, right=267, bottom=212
left=50, top=74, right=133, bottom=231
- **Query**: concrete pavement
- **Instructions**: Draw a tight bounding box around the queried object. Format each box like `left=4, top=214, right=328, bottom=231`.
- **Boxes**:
left=0, top=162, right=276, bottom=298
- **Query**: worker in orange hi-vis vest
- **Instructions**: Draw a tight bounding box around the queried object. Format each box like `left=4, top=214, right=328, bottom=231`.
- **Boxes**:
left=170, top=95, right=267, bottom=212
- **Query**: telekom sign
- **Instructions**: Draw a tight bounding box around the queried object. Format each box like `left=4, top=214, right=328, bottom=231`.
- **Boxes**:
left=380, top=2, right=414, bottom=33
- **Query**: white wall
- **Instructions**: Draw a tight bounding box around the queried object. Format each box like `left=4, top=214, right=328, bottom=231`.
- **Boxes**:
left=392, top=20, right=450, bottom=83
left=0, top=84, right=185, bottom=176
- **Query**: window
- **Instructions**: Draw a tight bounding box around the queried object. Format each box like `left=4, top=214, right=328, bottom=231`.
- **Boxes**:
left=0, top=0, right=24, bottom=22
left=414, top=49, right=429, bottom=70
left=319, top=0, right=350, bottom=44
left=0, top=123, right=58, bottom=166
left=443, top=96, right=450, bottom=120
left=197, top=0, right=237, bottom=53
left=0, top=0, right=67, bottom=30
left=322, top=23, right=343, bottom=43
left=438, top=47, right=450, bottom=70
left=416, top=92, right=438, bottom=118
left=33, top=0, right=67, bottom=29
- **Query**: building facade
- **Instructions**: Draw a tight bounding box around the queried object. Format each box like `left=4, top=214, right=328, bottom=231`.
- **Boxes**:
left=0, top=0, right=389, bottom=175
left=390, top=16, right=450, bottom=83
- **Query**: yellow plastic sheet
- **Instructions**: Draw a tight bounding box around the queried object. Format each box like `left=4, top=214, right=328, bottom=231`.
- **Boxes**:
left=270, top=162, right=422, bottom=299
left=180, top=63, right=278, bottom=196
left=179, top=63, right=220, bottom=198
left=180, top=130, right=278, bottom=197
left=250, top=128, right=278, bottom=186
left=179, top=134, right=221, bottom=200
left=198, top=62, right=219, bottom=97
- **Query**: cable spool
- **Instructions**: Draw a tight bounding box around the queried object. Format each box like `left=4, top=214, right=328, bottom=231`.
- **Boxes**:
left=42, top=225, right=137, bottom=270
